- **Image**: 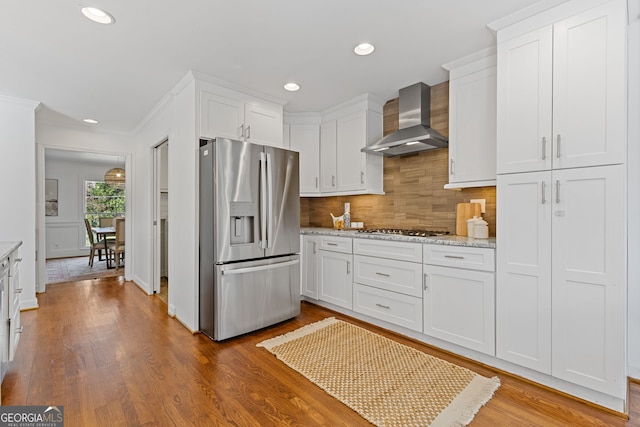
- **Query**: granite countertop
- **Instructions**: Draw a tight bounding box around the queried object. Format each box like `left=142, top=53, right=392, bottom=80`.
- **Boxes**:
left=0, top=241, right=23, bottom=261
left=300, top=227, right=496, bottom=249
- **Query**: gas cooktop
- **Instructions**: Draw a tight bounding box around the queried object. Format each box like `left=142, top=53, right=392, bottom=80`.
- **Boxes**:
left=357, top=228, right=450, bottom=237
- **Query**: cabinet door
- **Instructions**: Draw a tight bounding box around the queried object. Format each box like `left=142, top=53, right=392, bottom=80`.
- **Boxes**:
left=423, top=265, right=495, bottom=355
left=497, top=26, right=553, bottom=174
left=551, top=165, right=625, bottom=397
left=200, top=92, right=245, bottom=140
left=8, top=251, right=20, bottom=361
left=336, top=111, right=367, bottom=192
left=300, top=236, right=319, bottom=299
left=552, top=1, right=626, bottom=169
left=245, top=104, right=283, bottom=147
left=449, top=66, right=497, bottom=184
left=496, top=172, right=552, bottom=373
left=320, top=120, right=337, bottom=192
left=289, top=124, right=320, bottom=194
left=318, top=250, right=353, bottom=309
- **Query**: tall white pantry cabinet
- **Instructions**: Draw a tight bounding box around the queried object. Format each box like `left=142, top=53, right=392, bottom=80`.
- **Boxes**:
left=495, top=0, right=627, bottom=406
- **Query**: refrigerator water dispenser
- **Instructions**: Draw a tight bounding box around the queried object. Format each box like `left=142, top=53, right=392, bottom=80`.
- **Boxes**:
left=230, top=202, right=255, bottom=244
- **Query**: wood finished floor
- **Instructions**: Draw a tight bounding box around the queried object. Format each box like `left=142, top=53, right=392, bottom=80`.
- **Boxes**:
left=2, top=276, right=638, bottom=426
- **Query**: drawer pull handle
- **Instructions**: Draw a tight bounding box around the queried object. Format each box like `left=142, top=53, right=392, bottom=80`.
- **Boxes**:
left=423, top=273, right=428, bottom=291
left=444, top=255, right=465, bottom=260
left=346, top=261, right=351, bottom=275
left=15, top=288, right=22, bottom=294
left=15, top=258, right=22, bottom=263
left=326, top=243, right=338, bottom=246
left=375, top=303, right=390, bottom=309
left=375, top=272, right=390, bottom=277
left=16, top=326, right=23, bottom=334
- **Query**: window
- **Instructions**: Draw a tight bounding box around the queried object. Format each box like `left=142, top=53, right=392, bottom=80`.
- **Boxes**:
left=84, top=180, right=126, bottom=227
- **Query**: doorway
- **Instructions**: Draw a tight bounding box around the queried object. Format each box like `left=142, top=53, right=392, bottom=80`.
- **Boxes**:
left=153, top=141, right=169, bottom=305
left=37, top=147, right=129, bottom=291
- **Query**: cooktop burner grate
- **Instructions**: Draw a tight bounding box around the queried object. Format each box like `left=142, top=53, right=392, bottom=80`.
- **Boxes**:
left=357, top=228, right=450, bottom=237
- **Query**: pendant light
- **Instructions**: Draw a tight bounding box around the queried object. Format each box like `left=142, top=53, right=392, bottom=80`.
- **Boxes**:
left=104, top=167, right=125, bottom=187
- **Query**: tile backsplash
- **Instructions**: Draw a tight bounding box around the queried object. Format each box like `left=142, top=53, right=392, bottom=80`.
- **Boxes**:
left=300, top=81, right=496, bottom=236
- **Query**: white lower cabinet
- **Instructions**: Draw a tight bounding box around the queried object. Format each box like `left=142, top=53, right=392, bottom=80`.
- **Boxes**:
left=352, top=238, right=423, bottom=332
left=318, top=250, right=352, bottom=309
left=423, top=245, right=495, bottom=356
left=317, top=236, right=353, bottom=309
left=497, top=164, right=625, bottom=398
left=353, top=283, right=422, bottom=332
left=8, top=250, right=21, bottom=361
left=300, top=235, right=319, bottom=299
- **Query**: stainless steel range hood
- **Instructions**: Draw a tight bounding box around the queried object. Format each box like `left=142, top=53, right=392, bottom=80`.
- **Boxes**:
left=362, top=82, right=448, bottom=157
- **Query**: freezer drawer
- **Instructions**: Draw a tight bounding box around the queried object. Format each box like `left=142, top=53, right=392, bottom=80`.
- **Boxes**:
left=213, top=255, right=300, bottom=341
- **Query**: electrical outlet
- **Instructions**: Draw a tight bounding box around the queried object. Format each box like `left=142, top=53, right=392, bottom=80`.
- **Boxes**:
left=470, top=199, right=486, bottom=213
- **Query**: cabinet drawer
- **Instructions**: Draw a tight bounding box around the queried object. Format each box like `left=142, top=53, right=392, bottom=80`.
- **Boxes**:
left=318, top=236, right=352, bottom=254
left=353, top=255, right=423, bottom=297
left=353, top=238, right=422, bottom=263
left=353, top=283, right=423, bottom=332
left=423, top=244, right=495, bottom=272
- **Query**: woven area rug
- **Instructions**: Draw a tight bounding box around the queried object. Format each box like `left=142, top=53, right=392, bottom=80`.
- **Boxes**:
left=257, top=317, right=500, bottom=427
left=46, top=256, right=122, bottom=284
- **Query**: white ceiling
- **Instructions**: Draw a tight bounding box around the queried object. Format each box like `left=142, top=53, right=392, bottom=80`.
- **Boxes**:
left=2, top=0, right=542, bottom=134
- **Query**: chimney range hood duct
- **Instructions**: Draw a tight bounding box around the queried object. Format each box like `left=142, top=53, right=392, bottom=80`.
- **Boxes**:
left=362, top=82, right=448, bottom=157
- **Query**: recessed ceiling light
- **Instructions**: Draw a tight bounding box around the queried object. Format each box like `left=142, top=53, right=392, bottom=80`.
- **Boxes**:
left=83, top=118, right=98, bottom=124
left=354, top=43, right=375, bottom=56
left=284, top=82, right=300, bottom=92
left=81, top=7, right=115, bottom=24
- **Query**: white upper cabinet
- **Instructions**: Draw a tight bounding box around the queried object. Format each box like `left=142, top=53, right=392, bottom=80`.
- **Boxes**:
left=497, top=0, right=626, bottom=173
left=200, top=90, right=283, bottom=148
left=443, top=48, right=497, bottom=188
left=289, top=123, right=320, bottom=194
left=320, top=120, right=337, bottom=192
left=335, top=110, right=370, bottom=192
left=293, top=95, right=384, bottom=197
left=244, top=104, right=283, bottom=147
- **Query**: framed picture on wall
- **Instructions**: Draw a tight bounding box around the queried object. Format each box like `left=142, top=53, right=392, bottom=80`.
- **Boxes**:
left=45, top=178, right=58, bottom=216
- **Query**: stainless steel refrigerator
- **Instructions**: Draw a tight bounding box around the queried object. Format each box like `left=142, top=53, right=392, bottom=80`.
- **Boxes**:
left=199, top=137, right=300, bottom=341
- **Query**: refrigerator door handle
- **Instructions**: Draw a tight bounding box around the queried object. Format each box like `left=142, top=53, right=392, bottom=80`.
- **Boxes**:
left=221, top=259, right=300, bottom=275
left=266, top=152, right=274, bottom=249
left=259, top=152, right=268, bottom=249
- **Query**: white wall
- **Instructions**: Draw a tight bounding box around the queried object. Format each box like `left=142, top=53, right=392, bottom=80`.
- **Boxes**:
left=130, top=95, right=173, bottom=298
left=0, top=96, right=40, bottom=310
left=627, top=4, right=640, bottom=379
left=168, top=76, right=198, bottom=331
left=44, top=155, right=123, bottom=258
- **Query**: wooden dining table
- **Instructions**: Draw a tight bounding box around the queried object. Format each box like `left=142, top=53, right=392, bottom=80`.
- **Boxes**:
left=92, top=226, right=116, bottom=267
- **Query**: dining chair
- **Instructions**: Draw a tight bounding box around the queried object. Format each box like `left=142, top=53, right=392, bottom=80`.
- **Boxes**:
left=84, top=219, right=106, bottom=267
left=99, top=217, right=114, bottom=227
left=108, top=218, right=125, bottom=269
